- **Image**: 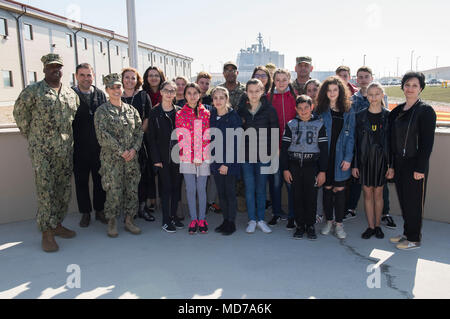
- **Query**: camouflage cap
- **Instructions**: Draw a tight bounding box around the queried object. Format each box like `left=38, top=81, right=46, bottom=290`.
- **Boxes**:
left=103, top=73, right=122, bottom=88
left=223, top=61, right=238, bottom=70
left=296, top=56, right=312, bottom=65
left=41, top=53, right=64, bottom=66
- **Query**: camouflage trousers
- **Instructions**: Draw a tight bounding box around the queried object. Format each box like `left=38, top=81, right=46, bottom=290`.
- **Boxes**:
left=100, top=156, right=140, bottom=220
left=31, top=152, right=73, bottom=232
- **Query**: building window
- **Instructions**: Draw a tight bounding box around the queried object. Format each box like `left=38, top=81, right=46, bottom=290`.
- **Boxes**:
left=153, top=55, right=156, bottom=62
left=0, top=18, right=7, bottom=37
left=24, top=23, right=33, bottom=40
left=3, top=70, right=13, bottom=87
left=148, top=53, right=151, bottom=61
left=98, top=41, right=103, bottom=53
left=27, top=71, right=37, bottom=85
left=66, top=34, right=73, bottom=47
left=82, top=37, right=88, bottom=50
left=115, top=45, right=119, bottom=56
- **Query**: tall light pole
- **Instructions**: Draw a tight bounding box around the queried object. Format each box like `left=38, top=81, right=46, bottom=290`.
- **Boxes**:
left=396, top=57, right=400, bottom=77
left=410, top=50, right=414, bottom=71
left=416, top=56, right=421, bottom=71
left=126, top=0, right=139, bottom=69
left=363, top=54, right=366, bottom=66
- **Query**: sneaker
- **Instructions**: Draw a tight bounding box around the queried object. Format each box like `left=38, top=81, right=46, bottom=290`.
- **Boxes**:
left=215, top=220, right=227, bottom=233
left=316, top=215, right=324, bottom=225
left=335, top=223, right=347, bottom=239
left=198, top=220, right=208, bottom=234
left=343, top=209, right=357, bottom=221
left=374, top=226, right=384, bottom=239
left=188, top=220, right=198, bottom=235
left=162, top=223, right=176, bottom=233
left=321, top=221, right=334, bottom=235
left=208, top=202, right=222, bottom=214
left=268, top=215, right=281, bottom=226
left=171, top=219, right=184, bottom=229
left=362, top=228, right=375, bottom=239
left=306, top=225, right=317, bottom=241
left=390, top=235, right=407, bottom=244
left=246, top=220, right=257, bottom=234
left=279, top=211, right=289, bottom=221
left=257, top=221, right=272, bottom=233
left=396, top=240, right=421, bottom=250
left=146, top=204, right=156, bottom=213
left=138, top=209, right=155, bottom=222
left=382, top=215, right=397, bottom=229
left=286, top=218, right=296, bottom=231
left=293, top=225, right=305, bottom=240
left=222, top=221, right=236, bottom=236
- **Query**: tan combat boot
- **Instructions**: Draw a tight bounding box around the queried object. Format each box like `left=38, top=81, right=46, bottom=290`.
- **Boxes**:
left=53, top=223, right=76, bottom=238
left=42, top=230, right=59, bottom=252
left=107, top=217, right=119, bottom=238
left=125, top=215, right=141, bottom=235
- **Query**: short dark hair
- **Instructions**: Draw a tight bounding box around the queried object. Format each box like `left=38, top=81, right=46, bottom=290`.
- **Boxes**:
left=401, top=72, right=426, bottom=91
left=357, top=66, right=373, bottom=76
left=336, top=65, right=351, bottom=75
left=296, top=95, right=312, bottom=107
left=76, top=63, right=93, bottom=74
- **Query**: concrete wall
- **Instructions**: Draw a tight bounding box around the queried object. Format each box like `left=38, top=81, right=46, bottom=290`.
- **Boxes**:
left=1, top=126, right=449, bottom=225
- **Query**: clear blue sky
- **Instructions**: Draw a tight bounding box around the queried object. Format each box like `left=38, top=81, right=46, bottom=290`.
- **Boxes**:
left=24, top=0, right=450, bottom=77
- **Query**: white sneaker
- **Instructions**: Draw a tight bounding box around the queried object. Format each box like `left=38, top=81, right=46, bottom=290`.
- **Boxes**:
left=321, top=221, right=333, bottom=235
left=257, top=221, right=272, bottom=234
left=335, top=223, right=347, bottom=239
left=246, top=220, right=257, bottom=233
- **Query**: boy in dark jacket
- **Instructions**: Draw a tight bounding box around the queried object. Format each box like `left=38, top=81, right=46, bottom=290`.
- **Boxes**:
left=281, top=95, right=328, bottom=240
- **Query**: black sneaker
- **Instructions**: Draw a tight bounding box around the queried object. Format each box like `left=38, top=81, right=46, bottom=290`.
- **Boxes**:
left=215, top=220, right=227, bottom=233
left=138, top=210, right=155, bottom=222
left=268, top=215, right=281, bottom=226
left=293, top=226, right=305, bottom=240
left=343, top=209, right=357, bottom=221
left=286, top=218, right=296, bottom=231
left=172, top=219, right=184, bottom=229
left=306, top=225, right=317, bottom=241
left=362, top=228, right=375, bottom=239
left=374, top=226, right=385, bottom=239
left=146, top=204, right=156, bottom=213
left=208, top=202, right=222, bottom=214
left=162, top=223, right=176, bottom=233
left=381, top=215, right=397, bottom=229
left=222, top=221, right=236, bottom=236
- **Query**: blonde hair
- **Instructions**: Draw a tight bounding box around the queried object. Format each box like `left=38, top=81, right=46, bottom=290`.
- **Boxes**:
left=367, top=82, right=386, bottom=107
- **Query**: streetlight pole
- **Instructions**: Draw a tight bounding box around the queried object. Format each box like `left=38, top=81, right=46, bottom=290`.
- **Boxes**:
left=396, top=57, right=400, bottom=77
left=126, top=0, right=139, bottom=69
left=410, top=50, right=414, bottom=71
left=363, top=54, right=366, bottom=66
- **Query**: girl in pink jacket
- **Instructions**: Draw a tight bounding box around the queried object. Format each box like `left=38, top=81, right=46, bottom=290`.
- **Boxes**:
left=175, top=83, right=211, bottom=234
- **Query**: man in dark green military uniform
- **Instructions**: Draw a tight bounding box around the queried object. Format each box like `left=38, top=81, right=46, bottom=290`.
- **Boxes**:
left=291, top=56, right=314, bottom=95
left=218, top=61, right=246, bottom=110
left=94, top=73, right=143, bottom=238
left=13, top=53, right=80, bottom=253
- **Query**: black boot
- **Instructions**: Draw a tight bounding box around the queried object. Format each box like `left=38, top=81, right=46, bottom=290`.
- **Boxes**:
left=79, top=213, right=90, bottom=228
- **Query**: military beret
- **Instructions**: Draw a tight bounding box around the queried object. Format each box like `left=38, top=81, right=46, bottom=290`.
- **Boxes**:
left=41, top=53, right=64, bottom=66
left=296, top=56, right=312, bottom=65
left=103, top=73, right=122, bottom=88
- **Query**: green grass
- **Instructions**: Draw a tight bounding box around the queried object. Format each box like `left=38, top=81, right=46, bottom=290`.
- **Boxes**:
left=384, top=86, right=450, bottom=104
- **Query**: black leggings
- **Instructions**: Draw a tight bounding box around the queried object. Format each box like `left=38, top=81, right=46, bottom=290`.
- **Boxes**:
left=214, top=174, right=238, bottom=222
left=323, top=187, right=346, bottom=223
left=157, top=162, right=182, bottom=225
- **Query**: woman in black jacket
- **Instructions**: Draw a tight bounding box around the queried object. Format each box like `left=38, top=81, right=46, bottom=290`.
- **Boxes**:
left=389, top=72, right=436, bottom=250
left=147, top=81, right=184, bottom=233
left=353, top=83, right=394, bottom=240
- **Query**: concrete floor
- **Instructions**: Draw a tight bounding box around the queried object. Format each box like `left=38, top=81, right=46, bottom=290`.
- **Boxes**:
left=0, top=209, right=449, bottom=299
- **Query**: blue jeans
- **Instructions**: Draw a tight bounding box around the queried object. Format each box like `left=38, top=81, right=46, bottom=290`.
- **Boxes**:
left=269, top=169, right=294, bottom=219
left=242, top=163, right=269, bottom=222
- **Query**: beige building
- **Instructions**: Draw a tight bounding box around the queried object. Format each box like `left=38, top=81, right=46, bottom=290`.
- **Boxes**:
left=0, top=0, right=193, bottom=106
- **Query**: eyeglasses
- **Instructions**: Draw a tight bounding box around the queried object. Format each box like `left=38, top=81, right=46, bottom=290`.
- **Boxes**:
left=254, top=74, right=268, bottom=79
left=162, top=89, right=176, bottom=94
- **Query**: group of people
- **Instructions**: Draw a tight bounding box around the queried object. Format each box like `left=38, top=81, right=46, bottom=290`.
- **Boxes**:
left=13, top=54, right=436, bottom=253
